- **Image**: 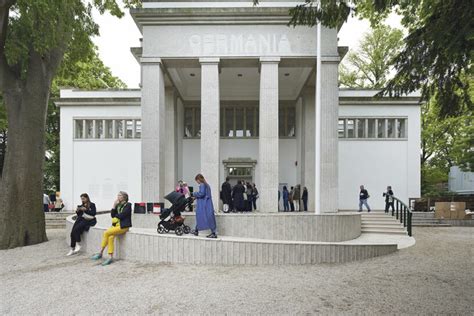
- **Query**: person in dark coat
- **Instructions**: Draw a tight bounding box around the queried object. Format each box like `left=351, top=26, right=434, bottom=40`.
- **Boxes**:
left=221, top=177, right=233, bottom=213
left=245, top=182, right=253, bottom=212
left=251, top=183, right=259, bottom=211
left=383, top=185, right=395, bottom=214
left=67, top=193, right=97, bottom=256
left=192, top=174, right=217, bottom=238
left=282, top=186, right=290, bottom=212
left=232, top=180, right=245, bottom=212
left=302, top=187, right=308, bottom=211
left=91, top=191, right=132, bottom=266
left=358, top=185, right=371, bottom=212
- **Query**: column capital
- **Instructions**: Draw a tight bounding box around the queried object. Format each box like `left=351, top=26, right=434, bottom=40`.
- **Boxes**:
left=259, top=57, right=281, bottom=63
left=199, top=57, right=220, bottom=64
left=140, top=57, right=163, bottom=65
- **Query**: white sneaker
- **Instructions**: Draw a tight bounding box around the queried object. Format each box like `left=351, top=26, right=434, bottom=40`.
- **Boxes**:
left=73, top=244, right=81, bottom=253
left=66, top=249, right=75, bottom=256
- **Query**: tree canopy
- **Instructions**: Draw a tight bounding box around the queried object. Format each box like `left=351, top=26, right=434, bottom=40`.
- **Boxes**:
left=256, top=0, right=474, bottom=117
left=339, top=24, right=403, bottom=89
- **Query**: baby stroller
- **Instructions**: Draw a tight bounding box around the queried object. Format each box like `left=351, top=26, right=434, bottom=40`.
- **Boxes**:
left=157, top=191, right=192, bottom=236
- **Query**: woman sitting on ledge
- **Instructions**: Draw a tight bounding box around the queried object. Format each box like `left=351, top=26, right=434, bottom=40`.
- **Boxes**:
left=91, top=191, right=132, bottom=266
left=67, top=193, right=96, bottom=256
left=192, top=173, right=217, bottom=238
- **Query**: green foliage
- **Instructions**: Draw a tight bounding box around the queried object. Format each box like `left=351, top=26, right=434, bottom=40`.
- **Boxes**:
left=43, top=46, right=125, bottom=192
left=339, top=24, right=403, bottom=89
left=263, top=0, right=473, bottom=118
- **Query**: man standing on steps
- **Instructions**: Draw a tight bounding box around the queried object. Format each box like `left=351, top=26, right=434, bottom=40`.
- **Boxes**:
left=358, top=185, right=371, bottom=212
left=383, top=186, right=395, bottom=214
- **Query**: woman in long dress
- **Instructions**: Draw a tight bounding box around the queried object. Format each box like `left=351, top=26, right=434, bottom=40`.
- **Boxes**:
left=192, top=174, right=217, bottom=238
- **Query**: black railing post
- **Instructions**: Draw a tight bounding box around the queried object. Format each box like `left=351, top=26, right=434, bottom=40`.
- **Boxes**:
left=403, top=206, right=407, bottom=227
left=408, top=211, right=412, bottom=236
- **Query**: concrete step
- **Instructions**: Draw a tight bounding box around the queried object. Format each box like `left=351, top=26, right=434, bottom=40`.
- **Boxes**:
left=362, top=223, right=404, bottom=229
left=361, top=228, right=407, bottom=235
left=412, top=223, right=451, bottom=227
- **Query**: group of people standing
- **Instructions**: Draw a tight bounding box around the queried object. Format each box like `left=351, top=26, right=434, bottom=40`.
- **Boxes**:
left=280, top=185, right=308, bottom=212
left=220, top=177, right=258, bottom=213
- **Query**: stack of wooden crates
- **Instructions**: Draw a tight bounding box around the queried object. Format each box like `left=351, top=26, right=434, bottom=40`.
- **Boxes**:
left=434, top=202, right=470, bottom=219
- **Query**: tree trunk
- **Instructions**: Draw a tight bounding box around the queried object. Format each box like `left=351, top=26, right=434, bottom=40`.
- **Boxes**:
left=0, top=85, right=49, bottom=249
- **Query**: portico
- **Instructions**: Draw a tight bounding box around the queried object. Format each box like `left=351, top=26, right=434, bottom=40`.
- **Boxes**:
left=134, top=3, right=340, bottom=213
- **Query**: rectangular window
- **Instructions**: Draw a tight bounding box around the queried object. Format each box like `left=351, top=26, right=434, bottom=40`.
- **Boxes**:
left=356, top=118, right=365, bottom=138
left=338, top=119, right=345, bottom=138
left=85, top=120, right=94, bottom=139
left=75, top=120, right=84, bottom=139
left=194, top=109, right=201, bottom=137
left=116, top=120, right=124, bottom=139
left=125, top=120, right=134, bottom=138
left=367, top=119, right=376, bottom=138
left=377, top=119, right=386, bottom=138
left=286, top=107, right=295, bottom=137
left=104, top=120, right=113, bottom=139
left=135, top=120, right=142, bottom=138
left=225, top=107, right=234, bottom=137
left=397, top=119, right=407, bottom=138
left=278, top=107, right=285, bottom=137
left=387, top=118, right=396, bottom=138
left=245, top=107, right=255, bottom=137
left=97, top=120, right=104, bottom=139
left=235, top=108, right=244, bottom=137
left=184, top=108, right=193, bottom=138
left=347, top=119, right=355, bottom=138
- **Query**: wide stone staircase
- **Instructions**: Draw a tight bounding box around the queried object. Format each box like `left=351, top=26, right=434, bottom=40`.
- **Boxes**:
left=411, top=212, right=451, bottom=227
left=45, top=212, right=73, bottom=229
left=361, top=212, right=408, bottom=235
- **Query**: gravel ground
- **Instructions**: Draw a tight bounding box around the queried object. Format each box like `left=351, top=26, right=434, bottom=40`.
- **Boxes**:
left=0, top=227, right=472, bottom=315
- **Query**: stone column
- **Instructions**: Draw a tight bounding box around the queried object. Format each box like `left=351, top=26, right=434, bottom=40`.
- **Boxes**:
left=259, top=57, right=280, bottom=212
left=318, top=58, right=339, bottom=213
left=200, top=58, right=220, bottom=210
left=164, top=88, right=177, bottom=207
left=176, top=97, right=184, bottom=182
left=141, top=57, right=166, bottom=202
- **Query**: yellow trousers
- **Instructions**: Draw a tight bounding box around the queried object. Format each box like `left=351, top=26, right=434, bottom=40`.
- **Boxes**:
left=101, top=226, right=129, bottom=255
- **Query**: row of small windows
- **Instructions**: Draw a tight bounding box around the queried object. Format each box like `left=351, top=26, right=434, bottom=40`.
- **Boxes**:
left=74, top=119, right=141, bottom=139
left=184, top=106, right=296, bottom=138
left=73, top=116, right=407, bottom=140
left=338, top=118, right=407, bottom=139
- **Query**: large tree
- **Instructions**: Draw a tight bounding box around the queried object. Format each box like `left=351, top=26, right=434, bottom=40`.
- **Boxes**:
left=260, top=0, right=473, bottom=117
left=339, top=24, right=403, bottom=88
left=0, top=0, right=136, bottom=249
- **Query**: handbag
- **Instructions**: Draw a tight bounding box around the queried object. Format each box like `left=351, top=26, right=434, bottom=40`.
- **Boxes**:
left=243, top=192, right=248, bottom=201
left=83, top=213, right=95, bottom=220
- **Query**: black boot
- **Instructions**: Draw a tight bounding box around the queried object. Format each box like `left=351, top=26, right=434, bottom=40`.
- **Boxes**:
left=206, top=232, right=217, bottom=238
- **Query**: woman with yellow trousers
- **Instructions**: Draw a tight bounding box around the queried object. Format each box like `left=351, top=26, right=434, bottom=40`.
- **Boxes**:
left=91, top=191, right=132, bottom=266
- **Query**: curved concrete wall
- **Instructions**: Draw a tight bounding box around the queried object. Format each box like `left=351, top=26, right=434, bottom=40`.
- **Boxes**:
left=132, top=213, right=361, bottom=242
left=66, top=215, right=396, bottom=265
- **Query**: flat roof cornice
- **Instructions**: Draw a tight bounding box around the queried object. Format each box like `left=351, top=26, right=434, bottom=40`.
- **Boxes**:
left=130, top=7, right=294, bottom=28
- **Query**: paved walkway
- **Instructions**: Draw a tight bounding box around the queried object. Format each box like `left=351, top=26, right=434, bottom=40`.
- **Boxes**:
left=0, top=227, right=472, bottom=314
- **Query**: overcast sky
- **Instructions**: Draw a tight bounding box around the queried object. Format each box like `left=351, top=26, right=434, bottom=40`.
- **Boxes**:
left=92, top=6, right=402, bottom=88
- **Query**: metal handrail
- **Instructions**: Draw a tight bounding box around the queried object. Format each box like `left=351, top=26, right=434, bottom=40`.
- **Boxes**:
left=391, top=196, right=413, bottom=236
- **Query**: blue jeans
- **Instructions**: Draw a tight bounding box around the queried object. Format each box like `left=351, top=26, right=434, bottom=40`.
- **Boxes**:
left=359, top=199, right=371, bottom=212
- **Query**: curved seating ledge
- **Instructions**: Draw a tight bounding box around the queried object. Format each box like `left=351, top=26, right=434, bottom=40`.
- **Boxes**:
left=66, top=213, right=398, bottom=265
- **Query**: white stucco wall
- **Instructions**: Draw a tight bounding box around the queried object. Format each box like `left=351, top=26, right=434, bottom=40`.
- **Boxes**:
left=338, top=104, right=421, bottom=210
left=60, top=105, right=141, bottom=211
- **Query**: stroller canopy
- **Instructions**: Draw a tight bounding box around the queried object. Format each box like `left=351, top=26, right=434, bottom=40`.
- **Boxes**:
left=165, top=191, right=186, bottom=206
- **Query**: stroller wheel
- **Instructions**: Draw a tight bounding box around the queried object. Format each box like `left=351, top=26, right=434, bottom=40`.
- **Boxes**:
left=175, top=227, right=184, bottom=236
left=183, top=225, right=191, bottom=234
left=157, top=225, right=166, bottom=234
